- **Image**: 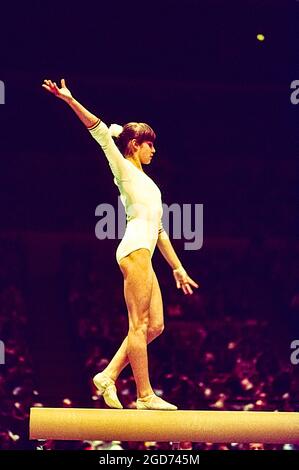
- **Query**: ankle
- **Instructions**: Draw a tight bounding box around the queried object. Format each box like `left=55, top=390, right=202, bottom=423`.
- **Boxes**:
left=138, top=390, right=155, bottom=399
left=101, top=369, right=118, bottom=382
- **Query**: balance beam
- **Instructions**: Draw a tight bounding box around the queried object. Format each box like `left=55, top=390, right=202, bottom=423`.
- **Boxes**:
left=30, top=408, right=299, bottom=443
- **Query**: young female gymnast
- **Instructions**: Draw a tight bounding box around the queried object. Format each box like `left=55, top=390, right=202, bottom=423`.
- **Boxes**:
left=43, top=78, right=199, bottom=410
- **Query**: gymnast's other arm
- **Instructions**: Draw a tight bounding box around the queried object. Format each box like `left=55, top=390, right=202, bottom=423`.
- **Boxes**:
left=156, top=227, right=199, bottom=295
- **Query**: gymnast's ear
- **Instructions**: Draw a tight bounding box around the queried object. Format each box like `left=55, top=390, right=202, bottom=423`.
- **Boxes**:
left=124, top=139, right=137, bottom=157
left=131, top=139, right=140, bottom=151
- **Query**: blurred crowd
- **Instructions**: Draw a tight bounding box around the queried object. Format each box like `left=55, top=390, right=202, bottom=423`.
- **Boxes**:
left=0, top=237, right=299, bottom=450
left=0, top=240, right=41, bottom=449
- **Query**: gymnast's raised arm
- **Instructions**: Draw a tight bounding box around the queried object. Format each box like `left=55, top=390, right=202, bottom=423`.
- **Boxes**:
left=42, top=79, right=129, bottom=180
left=42, top=79, right=99, bottom=128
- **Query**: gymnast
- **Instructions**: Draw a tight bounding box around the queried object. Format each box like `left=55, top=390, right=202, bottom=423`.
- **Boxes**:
left=42, top=78, right=199, bottom=410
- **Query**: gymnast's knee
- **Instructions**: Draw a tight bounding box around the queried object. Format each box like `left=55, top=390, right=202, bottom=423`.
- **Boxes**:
left=148, top=323, right=165, bottom=341
left=128, top=319, right=149, bottom=338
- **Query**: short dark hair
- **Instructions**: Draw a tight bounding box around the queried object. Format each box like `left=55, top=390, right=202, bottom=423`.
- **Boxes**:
left=115, top=122, right=156, bottom=156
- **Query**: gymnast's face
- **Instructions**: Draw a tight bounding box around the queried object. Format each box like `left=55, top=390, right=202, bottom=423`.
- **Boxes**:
left=137, top=141, right=156, bottom=165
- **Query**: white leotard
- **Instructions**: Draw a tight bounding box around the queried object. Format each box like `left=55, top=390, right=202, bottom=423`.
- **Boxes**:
left=88, top=120, right=166, bottom=264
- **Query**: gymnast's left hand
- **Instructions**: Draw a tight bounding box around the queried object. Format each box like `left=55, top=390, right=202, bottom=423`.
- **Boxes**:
left=173, top=266, right=199, bottom=295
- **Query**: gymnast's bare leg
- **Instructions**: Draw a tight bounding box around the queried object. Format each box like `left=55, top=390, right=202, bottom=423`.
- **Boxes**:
left=94, top=248, right=177, bottom=410
left=100, top=270, right=163, bottom=380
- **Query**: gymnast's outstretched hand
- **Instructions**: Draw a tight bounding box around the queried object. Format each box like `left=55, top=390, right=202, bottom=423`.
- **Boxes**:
left=42, top=78, right=73, bottom=102
left=173, top=266, right=199, bottom=295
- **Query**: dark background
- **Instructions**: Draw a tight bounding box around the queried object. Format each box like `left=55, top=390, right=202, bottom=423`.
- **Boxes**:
left=0, top=0, right=296, bottom=237
left=0, top=1, right=298, bottom=448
